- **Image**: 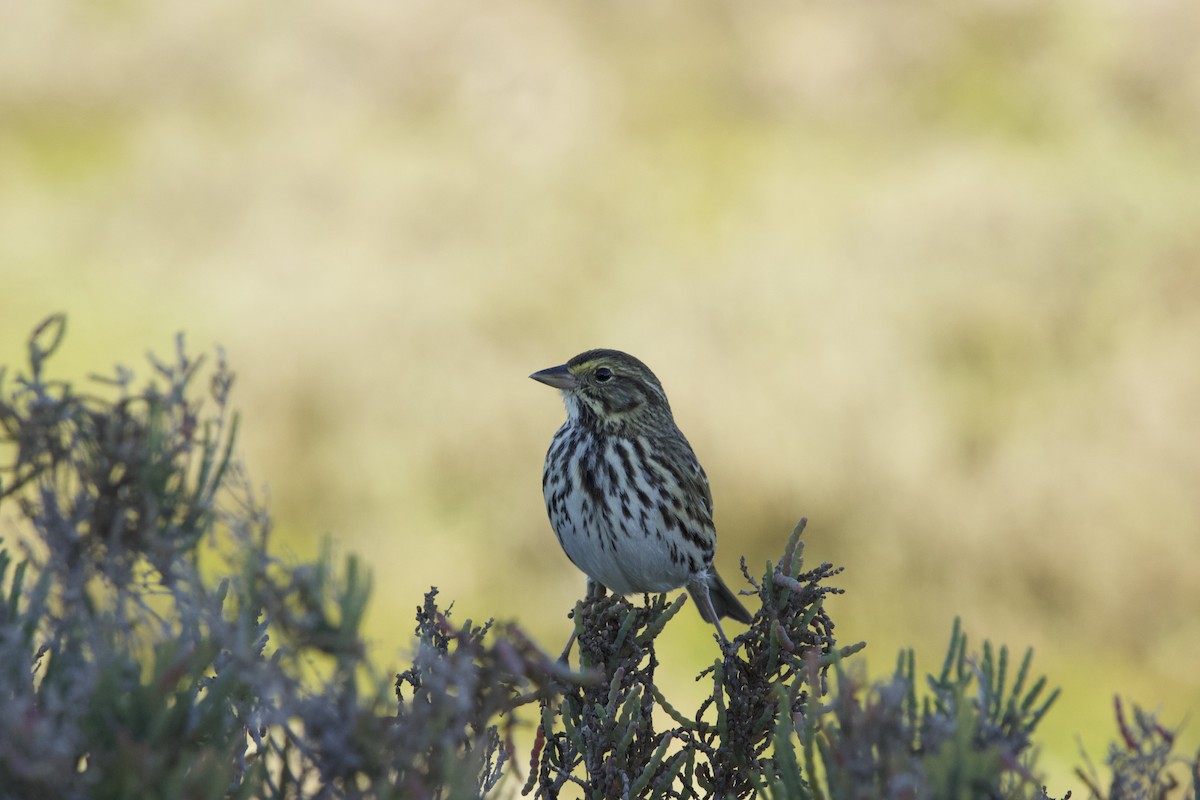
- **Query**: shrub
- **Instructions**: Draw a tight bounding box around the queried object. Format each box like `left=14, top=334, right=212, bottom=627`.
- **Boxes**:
left=1, top=316, right=1196, bottom=799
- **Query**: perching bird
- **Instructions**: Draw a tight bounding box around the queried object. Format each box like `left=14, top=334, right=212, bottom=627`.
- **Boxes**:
left=531, top=349, right=752, bottom=644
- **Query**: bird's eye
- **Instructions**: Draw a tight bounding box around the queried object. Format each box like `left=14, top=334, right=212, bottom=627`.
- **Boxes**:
left=594, top=367, right=614, bottom=382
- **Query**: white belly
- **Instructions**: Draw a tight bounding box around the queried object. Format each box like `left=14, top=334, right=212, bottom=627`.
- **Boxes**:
left=544, top=433, right=699, bottom=594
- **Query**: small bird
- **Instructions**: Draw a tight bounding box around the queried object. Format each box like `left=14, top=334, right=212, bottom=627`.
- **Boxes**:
left=531, top=349, right=752, bottom=644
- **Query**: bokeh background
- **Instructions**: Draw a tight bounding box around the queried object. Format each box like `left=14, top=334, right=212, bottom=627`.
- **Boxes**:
left=4, top=0, right=1199, bottom=790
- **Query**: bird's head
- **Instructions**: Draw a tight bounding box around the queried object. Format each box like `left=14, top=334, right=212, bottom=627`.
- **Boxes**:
left=530, top=349, right=673, bottom=434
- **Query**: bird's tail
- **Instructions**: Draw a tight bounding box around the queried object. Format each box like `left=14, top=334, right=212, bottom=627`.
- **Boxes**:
left=689, top=569, right=753, bottom=625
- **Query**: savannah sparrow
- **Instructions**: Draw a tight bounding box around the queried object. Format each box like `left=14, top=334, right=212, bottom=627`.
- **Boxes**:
left=531, top=349, right=752, bottom=642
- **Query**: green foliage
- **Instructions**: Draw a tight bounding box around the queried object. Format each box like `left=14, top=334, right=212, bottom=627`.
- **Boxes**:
left=523, top=521, right=858, bottom=799
left=2, top=316, right=1198, bottom=799
left=1075, top=698, right=1200, bottom=800
left=0, top=315, right=393, bottom=798
left=522, top=523, right=1062, bottom=800
left=393, top=589, right=578, bottom=798
left=795, top=619, right=1061, bottom=800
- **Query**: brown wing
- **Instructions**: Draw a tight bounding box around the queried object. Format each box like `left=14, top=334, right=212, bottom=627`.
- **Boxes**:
left=651, top=431, right=717, bottom=557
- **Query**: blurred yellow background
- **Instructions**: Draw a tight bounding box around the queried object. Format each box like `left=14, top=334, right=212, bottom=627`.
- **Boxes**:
left=3, top=0, right=1199, bottom=790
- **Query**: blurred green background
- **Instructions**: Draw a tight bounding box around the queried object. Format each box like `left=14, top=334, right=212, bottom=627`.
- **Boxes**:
left=3, top=0, right=1199, bottom=790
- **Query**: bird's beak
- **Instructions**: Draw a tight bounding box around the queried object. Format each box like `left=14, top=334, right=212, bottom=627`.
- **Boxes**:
left=530, top=364, right=579, bottom=390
